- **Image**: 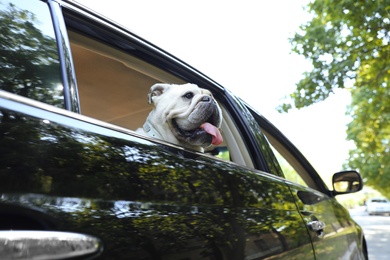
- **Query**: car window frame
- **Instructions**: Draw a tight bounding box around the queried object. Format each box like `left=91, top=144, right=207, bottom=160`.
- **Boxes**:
left=48, top=0, right=79, bottom=112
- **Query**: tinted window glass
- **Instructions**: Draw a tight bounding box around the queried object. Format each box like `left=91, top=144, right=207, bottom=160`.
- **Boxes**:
left=0, top=0, right=63, bottom=108
left=271, top=146, right=308, bottom=187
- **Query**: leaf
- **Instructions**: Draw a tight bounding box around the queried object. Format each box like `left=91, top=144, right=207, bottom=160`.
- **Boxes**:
left=281, top=0, right=390, bottom=196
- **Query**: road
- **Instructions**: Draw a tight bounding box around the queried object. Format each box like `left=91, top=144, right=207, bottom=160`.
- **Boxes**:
left=349, top=206, right=390, bottom=260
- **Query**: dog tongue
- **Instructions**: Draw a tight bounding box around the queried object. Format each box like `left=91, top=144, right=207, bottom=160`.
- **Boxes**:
left=200, top=123, right=223, bottom=145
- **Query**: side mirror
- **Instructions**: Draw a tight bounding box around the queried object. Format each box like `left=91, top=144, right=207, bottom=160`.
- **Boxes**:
left=332, top=170, right=363, bottom=196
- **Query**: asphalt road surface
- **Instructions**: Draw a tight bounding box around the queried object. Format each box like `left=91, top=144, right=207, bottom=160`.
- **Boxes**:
left=349, top=206, right=390, bottom=260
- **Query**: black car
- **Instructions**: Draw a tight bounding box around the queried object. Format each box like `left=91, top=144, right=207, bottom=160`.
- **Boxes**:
left=0, top=0, right=368, bottom=259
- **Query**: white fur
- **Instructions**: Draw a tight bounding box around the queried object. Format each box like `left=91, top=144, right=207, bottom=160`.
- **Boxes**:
left=138, top=83, right=222, bottom=152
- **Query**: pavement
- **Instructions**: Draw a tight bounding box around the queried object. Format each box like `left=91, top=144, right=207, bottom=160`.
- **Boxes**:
left=349, top=206, right=390, bottom=260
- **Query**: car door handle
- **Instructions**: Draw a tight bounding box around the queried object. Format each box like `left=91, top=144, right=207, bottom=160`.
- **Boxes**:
left=308, top=220, right=326, bottom=238
left=308, top=220, right=326, bottom=231
left=0, top=231, right=102, bottom=259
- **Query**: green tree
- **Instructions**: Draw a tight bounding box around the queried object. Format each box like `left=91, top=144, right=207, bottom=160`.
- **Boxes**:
left=279, top=0, right=390, bottom=195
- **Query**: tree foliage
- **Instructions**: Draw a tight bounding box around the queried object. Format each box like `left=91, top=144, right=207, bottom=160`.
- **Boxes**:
left=280, top=0, right=390, bottom=195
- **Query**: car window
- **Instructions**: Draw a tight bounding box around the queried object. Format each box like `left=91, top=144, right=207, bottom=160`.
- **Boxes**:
left=246, top=104, right=329, bottom=190
left=67, top=31, right=255, bottom=168
left=0, top=0, right=64, bottom=108
left=261, top=128, right=315, bottom=188
left=270, top=146, right=308, bottom=187
left=249, top=119, right=324, bottom=191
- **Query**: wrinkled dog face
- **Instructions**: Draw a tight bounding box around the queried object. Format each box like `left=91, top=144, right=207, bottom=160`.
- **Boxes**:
left=144, top=83, right=223, bottom=151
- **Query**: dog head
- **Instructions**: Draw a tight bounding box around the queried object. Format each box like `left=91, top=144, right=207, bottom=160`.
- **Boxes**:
left=144, top=83, right=223, bottom=152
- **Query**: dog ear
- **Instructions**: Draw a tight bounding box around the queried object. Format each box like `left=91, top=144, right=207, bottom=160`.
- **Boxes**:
left=148, top=83, right=170, bottom=104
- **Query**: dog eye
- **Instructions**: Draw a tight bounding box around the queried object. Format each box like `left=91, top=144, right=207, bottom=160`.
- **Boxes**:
left=183, top=92, right=194, bottom=100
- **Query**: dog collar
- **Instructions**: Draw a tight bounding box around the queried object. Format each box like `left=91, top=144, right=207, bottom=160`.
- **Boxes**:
left=143, top=122, right=161, bottom=139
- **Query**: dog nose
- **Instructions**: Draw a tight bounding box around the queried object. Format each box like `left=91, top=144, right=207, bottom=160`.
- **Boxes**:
left=201, top=96, right=211, bottom=102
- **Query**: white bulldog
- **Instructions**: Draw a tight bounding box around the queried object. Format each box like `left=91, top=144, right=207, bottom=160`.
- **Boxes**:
left=139, top=83, right=223, bottom=152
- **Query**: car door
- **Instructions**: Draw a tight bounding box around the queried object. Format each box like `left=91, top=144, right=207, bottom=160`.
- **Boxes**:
left=0, top=0, right=317, bottom=259
left=0, top=92, right=312, bottom=259
left=249, top=108, right=367, bottom=259
left=287, top=182, right=365, bottom=259
left=61, top=1, right=318, bottom=258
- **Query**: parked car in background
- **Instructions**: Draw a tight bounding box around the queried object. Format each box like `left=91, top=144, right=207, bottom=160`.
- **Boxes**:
left=366, top=198, right=390, bottom=215
left=0, top=0, right=368, bottom=259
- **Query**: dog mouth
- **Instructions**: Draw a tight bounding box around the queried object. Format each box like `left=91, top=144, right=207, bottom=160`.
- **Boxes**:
left=171, top=118, right=223, bottom=146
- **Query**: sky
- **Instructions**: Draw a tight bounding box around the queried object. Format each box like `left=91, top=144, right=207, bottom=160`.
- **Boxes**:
left=76, top=0, right=355, bottom=183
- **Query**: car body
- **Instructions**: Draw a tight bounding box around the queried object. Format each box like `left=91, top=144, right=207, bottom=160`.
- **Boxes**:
left=366, top=198, right=390, bottom=215
left=0, top=0, right=368, bottom=259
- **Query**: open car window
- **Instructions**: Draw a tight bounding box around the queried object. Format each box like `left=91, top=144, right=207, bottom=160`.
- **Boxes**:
left=69, top=31, right=185, bottom=128
left=68, top=31, right=254, bottom=168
